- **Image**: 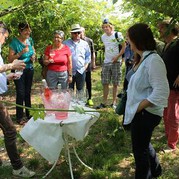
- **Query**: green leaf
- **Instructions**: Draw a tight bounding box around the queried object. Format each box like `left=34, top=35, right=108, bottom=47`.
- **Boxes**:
left=113, top=0, right=118, bottom=4
left=57, top=0, right=62, bottom=3
left=73, top=106, right=86, bottom=114
left=30, top=110, right=45, bottom=121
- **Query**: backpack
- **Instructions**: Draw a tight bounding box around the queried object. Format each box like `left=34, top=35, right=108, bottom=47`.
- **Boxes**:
left=115, top=32, right=122, bottom=52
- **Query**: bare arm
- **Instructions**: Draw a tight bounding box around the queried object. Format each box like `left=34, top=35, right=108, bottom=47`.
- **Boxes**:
left=30, top=46, right=36, bottom=62
left=67, top=55, right=72, bottom=83
left=112, top=42, right=126, bottom=63
left=43, top=55, right=51, bottom=66
left=0, top=63, right=13, bottom=73
left=137, top=99, right=153, bottom=113
left=67, top=55, right=72, bottom=75
left=0, top=60, right=25, bottom=73
left=8, top=46, right=29, bottom=63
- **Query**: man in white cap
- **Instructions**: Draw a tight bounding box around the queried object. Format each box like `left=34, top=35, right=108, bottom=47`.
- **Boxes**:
left=63, top=24, right=91, bottom=93
left=96, top=19, right=125, bottom=109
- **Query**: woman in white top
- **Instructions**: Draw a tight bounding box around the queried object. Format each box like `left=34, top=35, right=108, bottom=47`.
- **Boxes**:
left=124, top=23, right=169, bottom=179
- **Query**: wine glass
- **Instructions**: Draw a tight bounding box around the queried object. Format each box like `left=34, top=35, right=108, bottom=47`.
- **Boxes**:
left=49, top=49, right=55, bottom=63
left=49, top=50, right=55, bottom=58
left=14, top=70, right=23, bottom=80
left=77, top=90, right=87, bottom=106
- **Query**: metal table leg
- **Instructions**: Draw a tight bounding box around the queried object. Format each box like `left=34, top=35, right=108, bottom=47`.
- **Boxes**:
left=42, top=160, right=58, bottom=178
left=73, top=146, right=93, bottom=171
left=64, top=133, right=74, bottom=179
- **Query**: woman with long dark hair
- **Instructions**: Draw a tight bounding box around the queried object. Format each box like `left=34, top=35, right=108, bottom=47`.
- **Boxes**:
left=124, top=23, right=169, bottom=178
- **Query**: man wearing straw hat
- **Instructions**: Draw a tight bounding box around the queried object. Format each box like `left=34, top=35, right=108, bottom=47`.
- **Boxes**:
left=64, top=24, right=91, bottom=93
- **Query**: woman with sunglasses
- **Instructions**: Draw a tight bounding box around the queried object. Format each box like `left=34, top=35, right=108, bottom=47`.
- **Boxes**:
left=8, top=22, right=35, bottom=125
left=43, top=30, right=72, bottom=89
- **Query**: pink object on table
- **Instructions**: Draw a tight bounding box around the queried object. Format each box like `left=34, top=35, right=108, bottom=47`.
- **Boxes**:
left=42, top=90, right=71, bottom=120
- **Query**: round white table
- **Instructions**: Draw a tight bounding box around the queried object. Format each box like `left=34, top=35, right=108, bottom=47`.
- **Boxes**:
left=20, top=105, right=99, bottom=178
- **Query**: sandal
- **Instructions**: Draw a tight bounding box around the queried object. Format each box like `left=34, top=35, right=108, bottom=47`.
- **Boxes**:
left=17, top=120, right=26, bottom=125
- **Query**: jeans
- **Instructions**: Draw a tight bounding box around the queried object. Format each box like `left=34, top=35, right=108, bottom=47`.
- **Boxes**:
left=131, top=109, right=162, bottom=179
left=0, top=102, right=23, bottom=170
left=69, top=71, right=86, bottom=92
left=14, top=68, right=34, bottom=121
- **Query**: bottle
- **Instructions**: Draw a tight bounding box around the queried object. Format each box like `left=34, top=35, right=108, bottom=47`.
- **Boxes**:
left=42, top=79, right=52, bottom=100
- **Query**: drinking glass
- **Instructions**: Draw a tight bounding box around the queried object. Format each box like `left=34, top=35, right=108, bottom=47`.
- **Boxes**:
left=77, top=90, right=87, bottom=106
left=14, top=70, right=23, bottom=80
left=49, top=50, right=55, bottom=58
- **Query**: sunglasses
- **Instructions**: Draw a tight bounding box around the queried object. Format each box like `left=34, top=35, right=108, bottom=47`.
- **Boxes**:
left=72, top=32, right=81, bottom=35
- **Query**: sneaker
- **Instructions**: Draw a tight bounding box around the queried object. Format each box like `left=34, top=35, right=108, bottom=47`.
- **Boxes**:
left=86, top=99, right=94, bottom=106
left=96, top=103, right=106, bottom=109
left=110, top=104, right=117, bottom=110
left=17, top=118, right=27, bottom=125
left=0, top=147, right=4, bottom=152
left=13, top=166, right=35, bottom=178
left=161, top=146, right=177, bottom=154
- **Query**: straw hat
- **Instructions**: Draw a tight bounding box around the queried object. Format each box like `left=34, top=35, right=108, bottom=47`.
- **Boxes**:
left=70, top=24, right=81, bottom=33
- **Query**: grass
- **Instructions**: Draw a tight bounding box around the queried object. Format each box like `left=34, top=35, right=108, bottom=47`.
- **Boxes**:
left=0, top=62, right=179, bottom=179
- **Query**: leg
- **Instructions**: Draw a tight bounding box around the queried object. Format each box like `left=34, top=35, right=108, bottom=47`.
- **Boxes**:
left=75, top=72, right=86, bottom=91
left=85, top=70, right=92, bottom=100
left=103, top=84, right=109, bottom=105
left=149, top=143, right=162, bottom=177
left=101, top=64, right=111, bottom=105
left=24, top=68, right=34, bottom=119
left=14, top=74, right=25, bottom=122
left=57, top=71, right=68, bottom=90
left=46, top=70, right=58, bottom=89
left=111, top=62, right=121, bottom=105
left=0, top=102, right=23, bottom=170
left=131, top=110, right=161, bottom=179
left=165, top=90, right=179, bottom=149
left=163, top=107, right=169, bottom=139
left=112, top=84, right=118, bottom=105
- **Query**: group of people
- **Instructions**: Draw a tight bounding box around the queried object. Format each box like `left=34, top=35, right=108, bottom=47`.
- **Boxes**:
left=95, top=19, right=178, bottom=179
left=0, top=21, right=35, bottom=178
left=0, top=18, right=178, bottom=179
left=43, top=24, right=96, bottom=106
left=0, top=22, right=96, bottom=178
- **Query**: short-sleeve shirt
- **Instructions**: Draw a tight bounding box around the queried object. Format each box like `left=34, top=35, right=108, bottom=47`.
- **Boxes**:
left=101, top=31, right=124, bottom=63
left=9, top=37, right=35, bottom=69
left=44, top=45, right=71, bottom=72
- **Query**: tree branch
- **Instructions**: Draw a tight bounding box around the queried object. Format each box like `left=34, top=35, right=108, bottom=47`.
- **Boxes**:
left=0, top=0, right=45, bottom=17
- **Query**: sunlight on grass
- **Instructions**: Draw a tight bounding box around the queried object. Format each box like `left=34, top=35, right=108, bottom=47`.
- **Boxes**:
left=0, top=65, right=179, bottom=179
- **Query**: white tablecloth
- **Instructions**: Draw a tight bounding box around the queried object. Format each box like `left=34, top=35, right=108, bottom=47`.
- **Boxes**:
left=20, top=105, right=99, bottom=163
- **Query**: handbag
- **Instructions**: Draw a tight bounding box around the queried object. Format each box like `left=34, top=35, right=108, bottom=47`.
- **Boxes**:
left=115, top=91, right=127, bottom=115
left=115, top=51, right=156, bottom=116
